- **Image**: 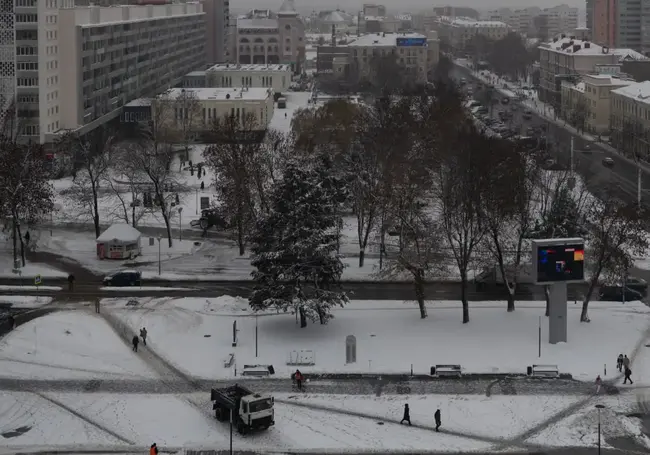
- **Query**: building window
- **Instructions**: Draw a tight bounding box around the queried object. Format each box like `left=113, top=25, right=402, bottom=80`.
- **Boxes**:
left=285, top=24, right=291, bottom=30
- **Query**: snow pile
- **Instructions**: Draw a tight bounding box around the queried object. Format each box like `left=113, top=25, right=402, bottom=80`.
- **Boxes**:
left=0, top=296, right=53, bottom=308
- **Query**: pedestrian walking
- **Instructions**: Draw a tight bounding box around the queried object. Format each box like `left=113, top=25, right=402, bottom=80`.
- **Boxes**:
left=7, top=315, right=15, bottom=330
left=617, top=354, right=624, bottom=372
left=595, top=375, right=602, bottom=394
left=623, top=355, right=630, bottom=370
left=624, top=366, right=634, bottom=384
left=150, top=443, right=158, bottom=455
left=132, top=335, right=139, bottom=352
left=94, top=298, right=100, bottom=314
left=400, top=404, right=411, bottom=426
left=140, top=327, right=147, bottom=346
left=24, top=231, right=30, bottom=247
left=294, top=369, right=303, bottom=391
left=67, top=274, right=75, bottom=291
left=434, top=409, right=441, bottom=432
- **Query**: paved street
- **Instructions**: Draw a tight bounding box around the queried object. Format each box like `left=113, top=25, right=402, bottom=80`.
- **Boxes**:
left=0, top=375, right=595, bottom=396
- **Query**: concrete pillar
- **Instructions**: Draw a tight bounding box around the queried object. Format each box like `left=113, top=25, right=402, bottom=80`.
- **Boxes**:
left=548, top=283, right=568, bottom=344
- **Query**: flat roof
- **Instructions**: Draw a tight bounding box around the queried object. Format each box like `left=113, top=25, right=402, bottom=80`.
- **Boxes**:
left=125, top=98, right=152, bottom=107
left=348, top=32, right=427, bottom=47
left=207, top=63, right=292, bottom=72
left=611, top=81, right=650, bottom=104
left=161, top=87, right=272, bottom=101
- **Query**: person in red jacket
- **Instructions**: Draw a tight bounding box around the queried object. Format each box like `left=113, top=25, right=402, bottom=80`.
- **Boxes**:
left=294, top=370, right=303, bottom=390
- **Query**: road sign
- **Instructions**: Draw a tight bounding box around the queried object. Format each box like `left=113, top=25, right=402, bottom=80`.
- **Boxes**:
left=34, top=275, right=42, bottom=286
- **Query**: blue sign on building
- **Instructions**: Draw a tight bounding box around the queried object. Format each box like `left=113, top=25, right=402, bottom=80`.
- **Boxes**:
left=396, top=37, right=427, bottom=47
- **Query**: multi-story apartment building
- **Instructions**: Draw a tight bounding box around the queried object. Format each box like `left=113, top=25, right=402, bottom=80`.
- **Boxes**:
left=592, top=0, right=650, bottom=55
left=538, top=36, right=619, bottom=106
left=540, top=4, right=579, bottom=38
left=182, top=63, right=292, bottom=93
left=234, top=0, right=305, bottom=72
left=433, top=17, right=509, bottom=52
left=5, top=0, right=206, bottom=144
left=363, top=4, right=386, bottom=18
left=203, top=0, right=230, bottom=64
left=586, top=0, right=595, bottom=32
left=345, top=32, right=429, bottom=84
left=560, top=73, right=634, bottom=133
left=154, top=86, right=275, bottom=132
left=0, top=0, right=16, bottom=129
left=411, top=12, right=437, bottom=34
left=54, top=2, right=205, bottom=144
left=610, top=80, right=650, bottom=159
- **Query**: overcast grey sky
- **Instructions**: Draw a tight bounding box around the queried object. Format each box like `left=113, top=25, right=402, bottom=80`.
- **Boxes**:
left=234, top=0, right=584, bottom=13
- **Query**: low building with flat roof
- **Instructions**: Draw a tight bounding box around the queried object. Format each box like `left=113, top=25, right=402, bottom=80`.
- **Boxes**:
left=154, top=87, right=275, bottom=133
left=182, top=63, right=292, bottom=93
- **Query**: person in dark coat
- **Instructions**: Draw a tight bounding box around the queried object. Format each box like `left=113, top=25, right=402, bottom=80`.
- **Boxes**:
left=434, top=409, right=441, bottom=432
left=624, top=366, right=634, bottom=384
left=67, top=274, right=75, bottom=291
left=8, top=315, right=15, bottom=330
left=132, top=335, right=139, bottom=352
left=400, top=404, right=411, bottom=425
left=140, top=327, right=147, bottom=346
left=617, top=354, right=624, bottom=372
left=24, top=231, right=30, bottom=247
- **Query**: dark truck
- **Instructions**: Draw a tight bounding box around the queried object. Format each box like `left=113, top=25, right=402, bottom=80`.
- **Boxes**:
left=210, top=384, right=275, bottom=434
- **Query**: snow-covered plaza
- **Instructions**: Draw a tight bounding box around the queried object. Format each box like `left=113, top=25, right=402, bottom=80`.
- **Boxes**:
left=0, top=296, right=648, bottom=453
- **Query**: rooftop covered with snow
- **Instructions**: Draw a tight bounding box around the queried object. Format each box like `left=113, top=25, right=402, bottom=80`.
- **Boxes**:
left=347, top=32, right=427, bottom=47
left=207, top=63, right=292, bottom=73
left=160, top=87, right=273, bottom=102
left=437, top=16, right=508, bottom=27
left=96, top=224, right=142, bottom=244
left=611, top=80, right=650, bottom=104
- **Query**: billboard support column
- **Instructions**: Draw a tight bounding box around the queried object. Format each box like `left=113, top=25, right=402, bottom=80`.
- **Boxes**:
left=548, top=282, right=568, bottom=344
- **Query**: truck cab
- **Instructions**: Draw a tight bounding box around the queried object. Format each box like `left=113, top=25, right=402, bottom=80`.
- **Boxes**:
left=211, top=385, right=275, bottom=433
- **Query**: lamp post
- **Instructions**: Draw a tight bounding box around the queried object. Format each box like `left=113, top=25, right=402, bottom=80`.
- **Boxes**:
left=255, top=314, right=259, bottom=358
left=157, top=236, right=162, bottom=275
left=178, top=207, right=183, bottom=242
left=195, top=188, right=198, bottom=215
left=595, top=404, right=605, bottom=455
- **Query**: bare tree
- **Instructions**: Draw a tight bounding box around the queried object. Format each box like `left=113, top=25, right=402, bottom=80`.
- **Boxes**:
left=580, top=197, right=648, bottom=322
left=55, top=128, right=114, bottom=238
left=436, top=128, right=488, bottom=324
left=571, top=96, right=591, bottom=135
left=0, top=141, right=54, bottom=265
left=173, top=89, right=202, bottom=161
left=203, top=112, right=273, bottom=255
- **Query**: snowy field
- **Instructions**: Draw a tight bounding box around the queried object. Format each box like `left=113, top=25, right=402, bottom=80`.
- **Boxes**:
left=0, top=392, right=498, bottom=452
left=0, top=311, right=156, bottom=380
left=101, top=297, right=650, bottom=381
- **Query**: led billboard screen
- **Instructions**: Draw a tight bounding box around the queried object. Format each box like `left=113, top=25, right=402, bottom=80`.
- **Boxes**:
left=535, top=242, right=585, bottom=284
left=396, top=37, right=427, bottom=47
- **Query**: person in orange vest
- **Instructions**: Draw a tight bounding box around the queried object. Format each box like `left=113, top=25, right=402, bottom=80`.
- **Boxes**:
left=149, top=443, right=158, bottom=455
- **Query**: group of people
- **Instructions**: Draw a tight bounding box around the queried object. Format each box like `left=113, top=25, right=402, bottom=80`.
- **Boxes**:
left=131, top=327, right=147, bottom=352
left=617, top=354, right=634, bottom=385
left=400, top=404, right=442, bottom=432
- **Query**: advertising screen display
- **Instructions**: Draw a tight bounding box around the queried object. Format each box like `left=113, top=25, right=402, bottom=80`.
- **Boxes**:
left=535, top=243, right=585, bottom=283
left=396, top=37, right=427, bottom=47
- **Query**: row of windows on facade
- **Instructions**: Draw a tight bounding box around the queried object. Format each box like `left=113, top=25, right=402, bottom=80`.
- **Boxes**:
left=216, top=76, right=276, bottom=87
left=174, top=106, right=267, bottom=123
left=17, top=74, right=58, bottom=86
left=352, top=47, right=424, bottom=57
left=17, top=14, right=59, bottom=24
left=240, top=45, right=281, bottom=53
left=81, top=33, right=203, bottom=56
left=81, top=19, right=203, bottom=43
left=80, top=26, right=204, bottom=53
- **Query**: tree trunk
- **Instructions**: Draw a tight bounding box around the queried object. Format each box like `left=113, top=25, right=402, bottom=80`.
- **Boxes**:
left=506, top=285, right=515, bottom=312
left=358, top=249, right=365, bottom=267
left=92, top=184, right=100, bottom=238
left=161, top=206, right=173, bottom=248
left=414, top=268, right=427, bottom=319
left=237, top=219, right=245, bottom=256
left=460, top=270, right=469, bottom=324
left=11, top=215, right=17, bottom=266
left=580, top=274, right=600, bottom=322
left=16, top=222, right=25, bottom=267
left=299, top=306, right=307, bottom=328
left=317, top=306, right=326, bottom=325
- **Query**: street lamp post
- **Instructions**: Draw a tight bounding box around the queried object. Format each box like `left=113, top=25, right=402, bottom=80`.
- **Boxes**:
left=195, top=188, right=198, bottom=215
left=595, top=404, right=605, bottom=455
left=157, top=236, right=162, bottom=275
left=178, top=207, right=183, bottom=242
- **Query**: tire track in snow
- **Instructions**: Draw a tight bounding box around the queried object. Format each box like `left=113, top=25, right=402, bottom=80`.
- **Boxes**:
left=34, top=392, right=134, bottom=445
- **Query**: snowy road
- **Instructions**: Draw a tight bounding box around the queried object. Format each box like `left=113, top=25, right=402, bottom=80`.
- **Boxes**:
left=0, top=376, right=603, bottom=396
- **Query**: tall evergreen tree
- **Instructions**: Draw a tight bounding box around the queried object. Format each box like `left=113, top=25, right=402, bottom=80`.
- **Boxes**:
left=249, top=157, right=348, bottom=327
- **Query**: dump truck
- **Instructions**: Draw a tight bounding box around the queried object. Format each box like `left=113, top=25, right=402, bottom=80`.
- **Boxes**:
left=210, top=384, right=274, bottom=434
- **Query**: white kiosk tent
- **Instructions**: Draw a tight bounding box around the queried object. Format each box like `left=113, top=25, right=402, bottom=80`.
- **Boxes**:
left=96, top=224, right=142, bottom=260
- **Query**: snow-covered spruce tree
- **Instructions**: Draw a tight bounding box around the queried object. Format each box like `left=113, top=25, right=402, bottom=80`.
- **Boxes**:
left=248, top=156, right=349, bottom=328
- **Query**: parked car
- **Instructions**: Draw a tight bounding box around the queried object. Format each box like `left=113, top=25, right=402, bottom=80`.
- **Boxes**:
left=103, top=270, right=142, bottom=287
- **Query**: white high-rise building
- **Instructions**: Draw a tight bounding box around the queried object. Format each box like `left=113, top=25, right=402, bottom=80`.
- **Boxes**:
left=4, top=0, right=207, bottom=144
